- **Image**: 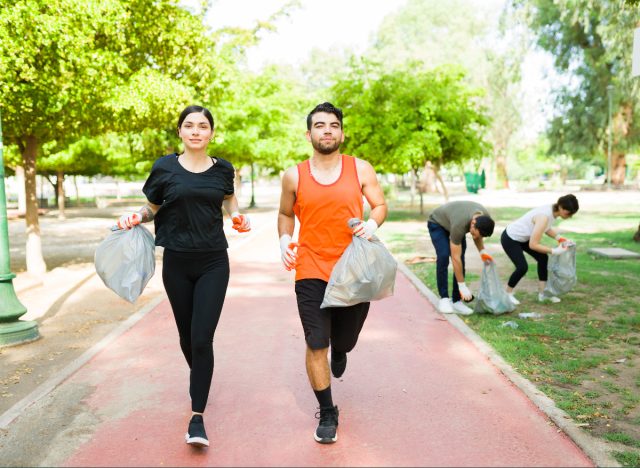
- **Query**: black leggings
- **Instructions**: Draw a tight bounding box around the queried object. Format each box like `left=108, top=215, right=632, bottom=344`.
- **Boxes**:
left=162, top=248, right=230, bottom=413
left=500, top=230, right=548, bottom=288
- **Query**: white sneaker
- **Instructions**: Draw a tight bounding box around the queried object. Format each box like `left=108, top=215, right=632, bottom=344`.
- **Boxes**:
left=438, top=298, right=454, bottom=313
left=507, top=293, right=520, bottom=305
left=538, top=293, right=561, bottom=303
left=452, top=301, right=473, bottom=315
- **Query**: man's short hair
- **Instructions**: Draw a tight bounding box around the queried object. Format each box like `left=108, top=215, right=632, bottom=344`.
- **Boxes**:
left=306, top=102, right=343, bottom=130
left=475, top=215, right=495, bottom=237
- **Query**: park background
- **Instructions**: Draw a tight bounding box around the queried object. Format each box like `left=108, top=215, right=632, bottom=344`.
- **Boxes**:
left=1, top=0, right=640, bottom=466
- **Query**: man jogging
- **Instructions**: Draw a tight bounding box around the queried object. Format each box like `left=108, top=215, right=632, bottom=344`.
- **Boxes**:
left=278, top=102, right=387, bottom=444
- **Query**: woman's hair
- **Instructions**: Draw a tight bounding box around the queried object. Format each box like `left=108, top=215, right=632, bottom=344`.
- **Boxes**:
left=177, top=105, right=214, bottom=129
left=553, top=194, right=579, bottom=215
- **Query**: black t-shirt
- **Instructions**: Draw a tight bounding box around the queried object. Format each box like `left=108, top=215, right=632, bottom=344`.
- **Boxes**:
left=142, top=153, right=235, bottom=252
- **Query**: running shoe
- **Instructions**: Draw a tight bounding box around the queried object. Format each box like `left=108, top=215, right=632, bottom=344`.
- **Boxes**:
left=185, top=414, right=209, bottom=447
left=538, top=293, right=561, bottom=303
left=314, top=405, right=339, bottom=444
left=452, top=301, right=473, bottom=315
left=331, top=350, right=347, bottom=378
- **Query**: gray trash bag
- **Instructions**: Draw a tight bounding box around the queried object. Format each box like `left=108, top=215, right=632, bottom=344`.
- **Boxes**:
left=94, top=225, right=156, bottom=303
left=543, top=243, right=577, bottom=297
left=321, top=219, right=397, bottom=309
left=473, top=262, right=515, bottom=315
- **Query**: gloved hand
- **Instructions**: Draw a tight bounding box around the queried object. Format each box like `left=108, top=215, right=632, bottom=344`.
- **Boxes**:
left=555, top=234, right=568, bottom=244
left=117, top=212, right=141, bottom=230
left=279, top=234, right=299, bottom=271
left=352, top=219, right=378, bottom=240
left=480, top=249, right=493, bottom=263
left=551, top=245, right=568, bottom=255
left=231, top=212, right=251, bottom=232
left=457, top=282, right=473, bottom=301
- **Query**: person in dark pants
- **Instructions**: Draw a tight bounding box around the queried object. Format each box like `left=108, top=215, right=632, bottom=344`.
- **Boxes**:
left=427, top=201, right=495, bottom=315
left=501, top=194, right=579, bottom=305
left=278, top=102, right=387, bottom=444
left=116, top=105, right=250, bottom=448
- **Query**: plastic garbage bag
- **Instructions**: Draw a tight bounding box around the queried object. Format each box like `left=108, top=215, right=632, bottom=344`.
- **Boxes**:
left=543, top=243, right=577, bottom=297
left=94, top=225, right=156, bottom=303
left=473, top=261, right=515, bottom=315
left=321, top=219, right=397, bottom=308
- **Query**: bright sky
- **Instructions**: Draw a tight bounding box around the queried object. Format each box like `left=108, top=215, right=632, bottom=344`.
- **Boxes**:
left=198, top=0, right=554, bottom=140
left=205, top=0, right=408, bottom=69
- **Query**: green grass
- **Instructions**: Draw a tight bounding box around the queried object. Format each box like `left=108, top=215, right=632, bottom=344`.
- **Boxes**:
left=379, top=192, right=640, bottom=460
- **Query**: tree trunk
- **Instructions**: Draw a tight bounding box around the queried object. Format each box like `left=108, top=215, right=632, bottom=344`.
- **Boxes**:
left=494, top=149, right=509, bottom=189
left=57, top=170, right=66, bottom=219
left=409, top=170, right=417, bottom=207
left=73, top=175, right=80, bottom=204
left=22, top=135, right=47, bottom=276
left=433, top=164, right=449, bottom=202
left=15, top=165, right=27, bottom=214
left=612, top=152, right=626, bottom=187
left=633, top=223, right=640, bottom=243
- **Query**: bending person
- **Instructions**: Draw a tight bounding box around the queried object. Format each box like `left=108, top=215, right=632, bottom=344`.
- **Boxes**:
left=278, top=102, right=387, bottom=444
left=115, top=105, right=250, bottom=448
left=427, top=201, right=495, bottom=315
left=501, top=193, right=578, bottom=305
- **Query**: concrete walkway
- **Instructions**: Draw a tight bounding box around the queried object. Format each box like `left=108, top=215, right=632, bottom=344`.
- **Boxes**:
left=0, top=213, right=593, bottom=467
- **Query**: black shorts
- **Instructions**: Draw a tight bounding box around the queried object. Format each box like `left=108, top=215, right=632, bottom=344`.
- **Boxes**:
left=294, top=279, right=369, bottom=351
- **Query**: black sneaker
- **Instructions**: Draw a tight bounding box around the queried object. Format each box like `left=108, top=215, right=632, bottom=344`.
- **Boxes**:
left=185, top=414, right=209, bottom=447
left=330, top=350, right=347, bottom=378
left=314, top=405, right=339, bottom=444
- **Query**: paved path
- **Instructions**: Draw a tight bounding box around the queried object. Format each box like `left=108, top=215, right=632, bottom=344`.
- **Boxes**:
left=0, top=213, right=593, bottom=467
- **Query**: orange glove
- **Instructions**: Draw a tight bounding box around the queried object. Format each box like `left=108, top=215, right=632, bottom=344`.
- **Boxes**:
left=116, top=212, right=141, bottom=230
left=480, top=249, right=493, bottom=263
left=279, top=235, right=298, bottom=271
left=231, top=212, right=251, bottom=233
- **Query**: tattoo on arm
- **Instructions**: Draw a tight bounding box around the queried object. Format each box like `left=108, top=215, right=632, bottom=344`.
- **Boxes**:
left=138, top=205, right=155, bottom=223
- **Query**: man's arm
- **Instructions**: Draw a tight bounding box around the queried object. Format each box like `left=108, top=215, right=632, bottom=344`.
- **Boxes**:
left=278, top=167, right=299, bottom=270
left=278, top=167, right=298, bottom=238
left=356, top=159, right=387, bottom=227
left=450, top=242, right=465, bottom=283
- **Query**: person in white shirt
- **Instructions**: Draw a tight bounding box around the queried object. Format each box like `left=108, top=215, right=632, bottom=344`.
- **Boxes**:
left=500, top=194, right=579, bottom=305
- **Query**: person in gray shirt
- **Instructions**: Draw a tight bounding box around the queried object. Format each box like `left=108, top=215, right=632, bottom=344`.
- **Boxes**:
left=427, top=201, right=495, bottom=314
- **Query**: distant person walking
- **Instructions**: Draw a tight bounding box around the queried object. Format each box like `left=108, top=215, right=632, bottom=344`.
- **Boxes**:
left=427, top=201, right=495, bottom=315
left=278, top=102, right=387, bottom=444
left=115, top=105, right=250, bottom=448
left=501, top=194, right=579, bottom=305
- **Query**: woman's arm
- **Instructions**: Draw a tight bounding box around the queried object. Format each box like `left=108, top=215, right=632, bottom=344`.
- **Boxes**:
left=528, top=214, right=553, bottom=254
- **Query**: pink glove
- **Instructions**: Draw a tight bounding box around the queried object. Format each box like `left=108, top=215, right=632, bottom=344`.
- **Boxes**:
left=117, top=213, right=141, bottom=230
left=231, top=212, right=251, bottom=233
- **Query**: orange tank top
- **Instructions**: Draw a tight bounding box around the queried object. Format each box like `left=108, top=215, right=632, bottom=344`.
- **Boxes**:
left=293, top=155, right=364, bottom=282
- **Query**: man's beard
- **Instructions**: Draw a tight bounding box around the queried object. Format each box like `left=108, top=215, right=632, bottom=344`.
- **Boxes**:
left=311, top=138, right=341, bottom=155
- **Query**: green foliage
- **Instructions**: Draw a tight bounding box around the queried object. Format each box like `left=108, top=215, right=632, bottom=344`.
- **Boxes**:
left=517, top=0, right=640, bottom=160
left=214, top=65, right=310, bottom=173
left=331, top=60, right=491, bottom=174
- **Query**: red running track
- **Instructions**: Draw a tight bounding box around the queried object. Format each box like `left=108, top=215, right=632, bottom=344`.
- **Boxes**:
left=58, top=226, right=592, bottom=467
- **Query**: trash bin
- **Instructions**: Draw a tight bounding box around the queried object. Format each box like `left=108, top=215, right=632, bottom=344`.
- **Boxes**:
left=464, top=172, right=481, bottom=193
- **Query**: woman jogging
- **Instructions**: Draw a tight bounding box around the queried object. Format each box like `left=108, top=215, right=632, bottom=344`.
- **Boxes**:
left=501, top=193, right=578, bottom=305
left=116, top=105, right=250, bottom=448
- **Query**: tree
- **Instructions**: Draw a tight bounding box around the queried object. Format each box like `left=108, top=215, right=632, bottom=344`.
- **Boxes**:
left=0, top=0, right=211, bottom=275
left=517, top=0, right=640, bottom=187
left=332, top=61, right=491, bottom=209
left=367, top=0, right=523, bottom=189
left=214, top=65, right=309, bottom=207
